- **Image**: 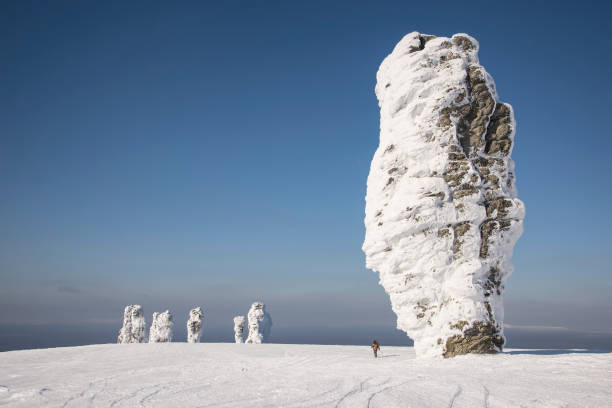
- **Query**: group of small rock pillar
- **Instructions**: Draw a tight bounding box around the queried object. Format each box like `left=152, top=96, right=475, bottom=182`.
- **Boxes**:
left=233, top=301, right=272, bottom=344
left=117, top=302, right=271, bottom=344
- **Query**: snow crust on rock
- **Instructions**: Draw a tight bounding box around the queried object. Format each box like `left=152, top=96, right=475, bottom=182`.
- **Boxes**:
left=233, top=316, right=246, bottom=343
left=149, top=310, right=174, bottom=343
left=187, top=307, right=203, bottom=343
left=363, top=32, right=525, bottom=358
left=245, top=302, right=272, bottom=344
left=117, top=305, right=146, bottom=344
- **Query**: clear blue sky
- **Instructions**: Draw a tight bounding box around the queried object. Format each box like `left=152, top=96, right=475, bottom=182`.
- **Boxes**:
left=1, top=0, right=611, bottom=339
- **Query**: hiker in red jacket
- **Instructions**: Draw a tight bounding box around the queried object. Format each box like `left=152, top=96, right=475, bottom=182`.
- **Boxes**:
left=371, top=340, right=380, bottom=358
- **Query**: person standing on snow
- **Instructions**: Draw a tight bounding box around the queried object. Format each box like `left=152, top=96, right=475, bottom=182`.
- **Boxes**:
left=371, top=340, right=380, bottom=358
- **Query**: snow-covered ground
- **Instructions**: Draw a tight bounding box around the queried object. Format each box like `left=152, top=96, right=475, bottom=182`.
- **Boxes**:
left=0, top=344, right=610, bottom=407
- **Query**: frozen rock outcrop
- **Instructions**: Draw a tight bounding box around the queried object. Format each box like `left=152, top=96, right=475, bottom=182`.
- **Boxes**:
left=233, top=316, right=246, bottom=343
left=117, top=305, right=146, bottom=344
left=149, top=310, right=174, bottom=343
left=363, top=32, right=525, bottom=358
left=245, top=302, right=272, bottom=344
left=187, top=307, right=203, bottom=343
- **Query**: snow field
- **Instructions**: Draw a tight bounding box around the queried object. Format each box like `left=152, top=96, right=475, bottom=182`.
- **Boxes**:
left=0, top=344, right=610, bottom=407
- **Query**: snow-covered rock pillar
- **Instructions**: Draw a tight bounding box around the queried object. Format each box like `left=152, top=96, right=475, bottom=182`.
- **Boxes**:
left=187, top=307, right=203, bottom=343
left=245, top=302, right=272, bottom=344
left=233, top=316, right=246, bottom=343
left=363, top=32, right=525, bottom=358
left=117, top=305, right=146, bottom=344
left=149, top=310, right=174, bottom=343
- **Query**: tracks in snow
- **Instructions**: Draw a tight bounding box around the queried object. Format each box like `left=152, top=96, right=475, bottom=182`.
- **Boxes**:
left=483, top=385, right=490, bottom=408
left=4, top=344, right=598, bottom=407
left=334, top=377, right=412, bottom=408
left=448, top=385, right=462, bottom=408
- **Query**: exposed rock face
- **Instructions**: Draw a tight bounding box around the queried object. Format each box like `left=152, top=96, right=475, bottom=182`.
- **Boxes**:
left=362, top=32, right=525, bottom=358
left=187, top=307, right=204, bottom=343
left=149, top=310, right=174, bottom=343
left=233, top=316, right=246, bottom=344
left=117, top=305, right=146, bottom=344
left=245, top=302, right=272, bottom=344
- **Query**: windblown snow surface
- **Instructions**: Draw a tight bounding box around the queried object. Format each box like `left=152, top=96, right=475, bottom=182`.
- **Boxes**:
left=1, top=344, right=610, bottom=407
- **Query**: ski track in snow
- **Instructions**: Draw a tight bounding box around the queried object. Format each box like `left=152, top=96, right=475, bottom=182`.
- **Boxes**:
left=61, top=381, right=93, bottom=408
left=448, top=385, right=462, bottom=408
left=366, top=380, right=411, bottom=407
left=334, top=377, right=372, bottom=407
left=483, top=384, right=490, bottom=408
left=138, top=385, right=166, bottom=407
left=0, top=343, right=610, bottom=407
left=109, top=385, right=151, bottom=407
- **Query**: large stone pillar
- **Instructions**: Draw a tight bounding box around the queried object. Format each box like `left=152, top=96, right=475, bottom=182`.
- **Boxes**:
left=363, top=32, right=524, bottom=357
